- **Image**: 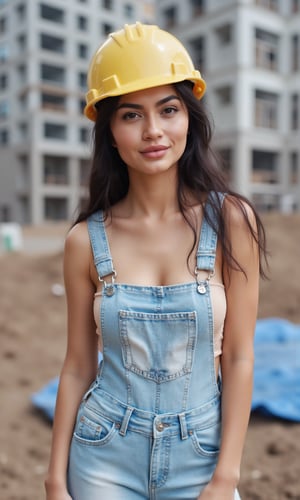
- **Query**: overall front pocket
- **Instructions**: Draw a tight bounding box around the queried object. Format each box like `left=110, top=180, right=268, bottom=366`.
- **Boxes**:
left=191, top=419, right=221, bottom=457
left=119, top=310, right=197, bottom=383
left=73, top=406, right=117, bottom=447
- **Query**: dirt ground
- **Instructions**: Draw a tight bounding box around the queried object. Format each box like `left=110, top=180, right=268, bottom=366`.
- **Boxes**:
left=0, top=213, right=300, bottom=499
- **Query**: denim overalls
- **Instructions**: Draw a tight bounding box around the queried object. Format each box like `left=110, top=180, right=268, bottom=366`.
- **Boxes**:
left=68, top=195, right=241, bottom=500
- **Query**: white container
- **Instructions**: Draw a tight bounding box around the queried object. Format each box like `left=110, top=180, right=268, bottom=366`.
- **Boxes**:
left=0, top=223, right=23, bottom=252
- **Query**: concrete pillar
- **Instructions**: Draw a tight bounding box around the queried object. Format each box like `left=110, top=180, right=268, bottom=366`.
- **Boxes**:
left=233, top=133, right=251, bottom=198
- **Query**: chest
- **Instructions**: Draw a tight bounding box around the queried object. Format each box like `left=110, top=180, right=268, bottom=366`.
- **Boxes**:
left=104, top=216, right=198, bottom=287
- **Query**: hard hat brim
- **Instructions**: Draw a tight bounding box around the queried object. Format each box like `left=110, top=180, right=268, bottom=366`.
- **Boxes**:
left=84, top=76, right=206, bottom=121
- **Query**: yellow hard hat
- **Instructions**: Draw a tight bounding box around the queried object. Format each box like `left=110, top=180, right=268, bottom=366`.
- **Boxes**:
left=84, top=22, right=206, bottom=121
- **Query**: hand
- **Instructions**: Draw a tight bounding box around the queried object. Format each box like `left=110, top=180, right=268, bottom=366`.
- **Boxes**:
left=45, top=478, right=72, bottom=500
left=197, top=480, right=236, bottom=500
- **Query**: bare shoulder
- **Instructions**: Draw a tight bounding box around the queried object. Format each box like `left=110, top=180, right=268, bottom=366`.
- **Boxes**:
left=223, top=195, right=257, bottom=234
left=64, top=221, right=92, bottom=272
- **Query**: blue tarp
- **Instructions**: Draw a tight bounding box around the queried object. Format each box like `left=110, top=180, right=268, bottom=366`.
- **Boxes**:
left=31, top=318, right=300, bottom=422
left=251, top=318, right=300, bottom=421
left=31, top=376, right=59, bottom=421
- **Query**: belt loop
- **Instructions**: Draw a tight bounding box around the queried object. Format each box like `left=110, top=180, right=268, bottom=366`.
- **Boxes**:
left=178, top=413, right=188, bottom=440
left=119, top=406, right=133, bottom=436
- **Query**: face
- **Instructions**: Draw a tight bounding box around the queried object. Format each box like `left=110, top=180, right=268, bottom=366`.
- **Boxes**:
left=110, top=85, right=189, bottom=177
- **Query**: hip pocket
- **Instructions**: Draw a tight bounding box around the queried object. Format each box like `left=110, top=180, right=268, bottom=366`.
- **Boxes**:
left=73, top=406, right=117, bottom=447
left=191, top=419, right=221, bottom=457
left=119, top=310, right=197, bottom=383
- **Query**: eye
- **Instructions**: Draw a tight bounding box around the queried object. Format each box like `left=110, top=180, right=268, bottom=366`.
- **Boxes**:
left=122, top=111, right=141, bottom=121
left=162, top=106, right=178, bottom=116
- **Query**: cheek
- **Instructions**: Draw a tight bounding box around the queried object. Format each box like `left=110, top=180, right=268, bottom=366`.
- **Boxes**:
left=111, top=129, right=138, bottom=165
left=174, top=118, right=189, bottom=145
left=182, top=115, right=189, bottom=135
left=176, top=112, right=189, bottom=133
left=112, top=127, right=136, bottom=152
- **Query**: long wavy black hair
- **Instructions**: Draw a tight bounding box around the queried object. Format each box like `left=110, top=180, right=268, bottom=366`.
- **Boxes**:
left=74, top=81, right=267, bottom=278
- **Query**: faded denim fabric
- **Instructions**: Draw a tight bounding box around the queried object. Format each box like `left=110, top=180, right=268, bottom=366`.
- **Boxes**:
left=68, top=193, right=241, bottom=500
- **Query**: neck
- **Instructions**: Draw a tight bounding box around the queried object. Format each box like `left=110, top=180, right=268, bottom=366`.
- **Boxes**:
left=123, top=168, right=180, bottom=219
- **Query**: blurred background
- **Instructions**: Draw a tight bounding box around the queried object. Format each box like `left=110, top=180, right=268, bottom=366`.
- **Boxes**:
left=0, top=1, right=300, bottom=499
left=0, top=0, right=300, bottom=224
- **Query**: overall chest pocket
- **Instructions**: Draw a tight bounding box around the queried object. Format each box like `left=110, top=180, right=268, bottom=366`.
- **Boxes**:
left=119, top=310, right=197, bottom=383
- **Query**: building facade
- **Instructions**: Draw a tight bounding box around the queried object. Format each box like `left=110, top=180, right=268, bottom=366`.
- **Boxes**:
left=1, top=0, right=299, bottom=224
left=0, top=0, right=154, bottom=224
left=158, top=0, right=300, bottom=211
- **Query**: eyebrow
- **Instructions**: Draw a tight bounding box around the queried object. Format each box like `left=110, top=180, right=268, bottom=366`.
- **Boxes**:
left=116, top=94, right=180, bottom=110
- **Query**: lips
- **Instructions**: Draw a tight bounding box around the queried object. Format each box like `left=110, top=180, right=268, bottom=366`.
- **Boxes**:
left=140, top=145, right=169, bottom=158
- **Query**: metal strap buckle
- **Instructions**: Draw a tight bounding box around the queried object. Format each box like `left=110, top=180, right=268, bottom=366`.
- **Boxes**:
left=194, top=267, right=214, bottom=295
left=99, top=269, right=117, bottom=296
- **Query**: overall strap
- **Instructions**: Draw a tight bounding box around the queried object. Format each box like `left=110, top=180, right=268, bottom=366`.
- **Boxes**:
left=87, top=211, right=115, bottom=279
left=196, top=192, right=225, bottom=272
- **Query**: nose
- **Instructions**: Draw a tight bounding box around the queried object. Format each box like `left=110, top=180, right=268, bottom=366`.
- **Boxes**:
left=142, top=115, right=163, bottom=140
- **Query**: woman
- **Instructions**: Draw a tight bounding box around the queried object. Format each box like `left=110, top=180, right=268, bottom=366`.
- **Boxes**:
left=45, top=22, right=267, bottom=500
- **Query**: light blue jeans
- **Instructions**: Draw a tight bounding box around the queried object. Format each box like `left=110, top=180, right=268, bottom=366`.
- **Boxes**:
left=68, top=194, right=241, bottom=499
left=68, top=387, right=241, bottom=499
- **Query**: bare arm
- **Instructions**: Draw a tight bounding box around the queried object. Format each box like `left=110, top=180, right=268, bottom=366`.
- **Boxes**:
left=45, top=222, right=99, bottom=498
left=198, top=199, right=260, bottom=499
